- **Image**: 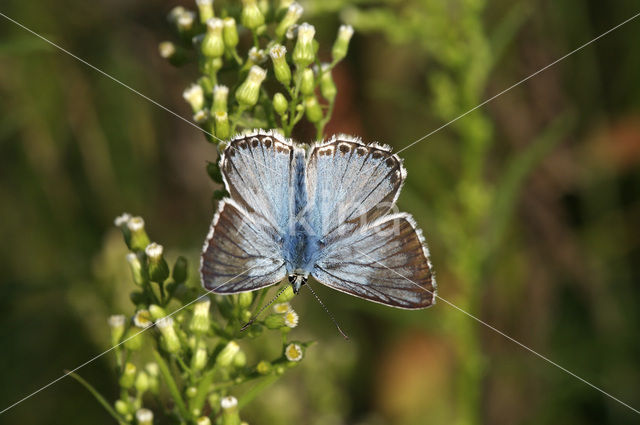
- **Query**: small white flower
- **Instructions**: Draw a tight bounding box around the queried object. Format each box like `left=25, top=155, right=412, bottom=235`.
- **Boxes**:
left=221, top=395, right=238, bottom=410
left=133, top=309, right=153, bottom=328
left=127, top=216, right=145, bottom=232
left=114, top=213, right=131, bottom=227
left=284, top=343, right=303, bottom=362
left=273, top=302, right=291, bottom=314
left=108, top=314, right=126, bottom=328
left=136, top=408, right=153, bottom=425
left=284, top=309, right=299, bottom=328
left=145, top=242, right=163, bottom=260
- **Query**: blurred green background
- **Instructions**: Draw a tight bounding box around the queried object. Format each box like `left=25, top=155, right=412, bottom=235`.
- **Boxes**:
left=1, top=0, right=639, bottom=424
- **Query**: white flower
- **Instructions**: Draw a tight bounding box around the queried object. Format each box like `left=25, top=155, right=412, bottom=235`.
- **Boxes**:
left=284, top=343, right=303, bottom=362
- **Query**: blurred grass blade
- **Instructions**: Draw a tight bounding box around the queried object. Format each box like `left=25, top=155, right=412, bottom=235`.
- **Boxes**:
left=67, top=371, right=128, bottom=425
left=487, top=111, right=576, bottom=254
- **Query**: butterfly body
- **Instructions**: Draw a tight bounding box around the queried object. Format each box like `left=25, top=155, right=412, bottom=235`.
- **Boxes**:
left=201, top=130, right=436, bottom=309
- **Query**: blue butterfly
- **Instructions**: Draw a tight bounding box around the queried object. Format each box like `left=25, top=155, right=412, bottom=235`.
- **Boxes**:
left=200, top=130, right=436, bottom=309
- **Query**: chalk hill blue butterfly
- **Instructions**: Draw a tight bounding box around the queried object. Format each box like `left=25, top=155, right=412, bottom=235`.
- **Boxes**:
left=200, top=130, right=436, bottom=308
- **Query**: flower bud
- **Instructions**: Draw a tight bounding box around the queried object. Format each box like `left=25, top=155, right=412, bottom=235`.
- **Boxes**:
left=186, top=386, right=198, bottom=398
left=172, top=256, right=188, bottom=284
left=127, top=217, right=150, bottom=252
left=232, top=349, right=247, bottom=368
left=300, top=68, right=314, bottom=95
left=159, top=41, right=189, bottom=66
left=196, top=0, right=214, bottom=23
left=319, top=64, right=337, bottom=101
left=241, top=0, right=264, bottom=30
left=145, top=363, right=160, bottom=394
left=256, top=360, right=271, bottom=375
left=214, top=111, right=230, bottom=140
left=223, top=18, right=239, bottom=48
left=283, top=309, right=299, bottom=328
left=190, top=298, right=211, bottom=334
left=149, top=304, right=168, bottom=320
left=304, top=96, right=323, bottom=123
left=213, top=85, right=229, bottom=113
left=220, top=396, right=241, bottom=425
left=192, top=340, right=208, bottom=371
left=133, top=309, right=153, bottom=329
left=207, top=393, right=221, bottom=411
left=273, top=93, right=288, bottom=115
left=275, top=3, right=303, bottom=38
left=235, top=66, right=267, bottom=107
left=115, top=399, right=129, bottom=416
left=216, top=341, right=240, bottom=367
left=167, top=6, right=186, bottom=24
left=135, top=370, right=150, bottom=394
left=123, top=326, right=144, bottom=351
left=136, top=408, right=153, bottom=425
left=183, top=84, right=205, bottom=113
left=276, top=286, right=295, bottom=303
left=269, top=45, right=291, bottom=86
left=284, top=342, right=303, bottom=362
left=197, top=417, right=212, bottom=425
left=202, top=18, right=225, bottom=58
left=264, top=314, right=285, bottom=329
left=114, top=212, right=132, bottom=245
left=126, top=253, right=146, bottom=286
left=119, top=362, right=137, bottom=389
left=332, top=24, right=354, bottom=63
left=235, top=292, right=253, bottom=309
left=292, top=23, right=316, bottom=68
left=145, top=243, right=170, bottom=283
left=156, top=317, right=181, bottom=353
left=194, top=109, right=209, bottom=127
left=175, top=10, right=197, bottom=40
left=108, top=314, right=126, bottom=346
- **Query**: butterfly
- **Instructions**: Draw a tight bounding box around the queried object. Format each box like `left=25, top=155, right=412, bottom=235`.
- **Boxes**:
left=200, top=130, right=436, bottom=309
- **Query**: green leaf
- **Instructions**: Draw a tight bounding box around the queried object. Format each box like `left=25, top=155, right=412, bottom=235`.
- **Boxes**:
left=67, top=372, right=128, bottom=425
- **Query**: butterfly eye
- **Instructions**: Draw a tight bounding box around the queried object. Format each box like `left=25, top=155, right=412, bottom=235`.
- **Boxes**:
left=288, top=275, right=295, bottom=284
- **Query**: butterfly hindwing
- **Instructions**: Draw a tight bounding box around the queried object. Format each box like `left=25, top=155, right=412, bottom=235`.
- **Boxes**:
left=305, top=136, right=406, bottom=242
left=201, top=199, right=286, bottom=293
left=311, top=213, right=435, bottom=309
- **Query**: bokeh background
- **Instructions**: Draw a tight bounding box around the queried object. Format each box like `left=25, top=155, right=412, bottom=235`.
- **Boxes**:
left=1, top=0, right=639, bottom=424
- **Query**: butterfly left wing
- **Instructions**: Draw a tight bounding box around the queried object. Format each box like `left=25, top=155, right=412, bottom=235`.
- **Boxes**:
left=201, top=199, right=286, bottom=293
left=311, top=213, right=436, bottom=309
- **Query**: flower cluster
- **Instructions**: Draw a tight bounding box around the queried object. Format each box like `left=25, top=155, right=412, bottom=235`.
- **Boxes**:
left=160, top=0, right=354, bottom=143
left=72, top=212, right=311, bottom=424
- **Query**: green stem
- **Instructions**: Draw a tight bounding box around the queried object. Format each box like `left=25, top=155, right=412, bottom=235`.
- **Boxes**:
left=67, top=372, right=128, bottom=425
left=238, top=374, right=279, bottom=409
left=153, top=350, right=191, bottom=420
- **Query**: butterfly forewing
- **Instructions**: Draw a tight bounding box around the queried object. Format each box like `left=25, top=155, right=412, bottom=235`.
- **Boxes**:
left=312, top=213, right=435, bottom=309
left=201, top=199, right=286, bottom=293
left=305, top=137, right=406, bottom=242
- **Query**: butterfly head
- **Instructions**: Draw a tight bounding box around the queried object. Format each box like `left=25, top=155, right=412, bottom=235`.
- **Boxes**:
left=288, top=273, right=308, bottom=294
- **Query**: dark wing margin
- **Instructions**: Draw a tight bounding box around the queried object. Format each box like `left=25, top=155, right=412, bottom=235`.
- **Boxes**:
left=200, top=199, right=286, bottom=293
left=312, top=213, right=436, bottom=309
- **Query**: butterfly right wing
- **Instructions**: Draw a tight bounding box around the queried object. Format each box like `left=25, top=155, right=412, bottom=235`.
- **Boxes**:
left=305, top=136, right=406, bottom=242
left=201, top=199, right=286, bottom=293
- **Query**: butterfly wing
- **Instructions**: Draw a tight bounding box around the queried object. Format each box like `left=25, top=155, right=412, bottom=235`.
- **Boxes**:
left=305, top=136, right=406, bottom=242
left=201, top=130, right=301, bottom=293
left=220, top=130, right=300, bottom=233
left=311, top=213, right=436, bottom=309
left=201, top=199, right=286, bottom=293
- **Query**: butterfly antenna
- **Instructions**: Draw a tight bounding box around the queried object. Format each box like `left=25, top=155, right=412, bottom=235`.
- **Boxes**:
left=305, top=284, right=350, bottom=340
left=240, top=285, right=290, bottom=331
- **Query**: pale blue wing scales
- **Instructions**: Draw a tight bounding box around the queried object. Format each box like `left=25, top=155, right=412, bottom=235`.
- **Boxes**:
left=201, top=199, right=286, bottom=293
left=305, top=136, right=406, bottom=241
left=311, top=213, right=436, bottom=309
left=220, top=131, right=298, bottom=233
